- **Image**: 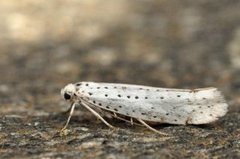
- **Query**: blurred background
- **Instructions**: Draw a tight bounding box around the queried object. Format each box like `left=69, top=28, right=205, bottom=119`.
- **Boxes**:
left=0, top=1, right=240, bottom=158
left=0, top=0, right=239, bottom=115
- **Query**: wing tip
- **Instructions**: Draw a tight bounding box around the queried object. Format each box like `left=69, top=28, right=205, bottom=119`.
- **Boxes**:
left=187, top=102, right=228, bottom=125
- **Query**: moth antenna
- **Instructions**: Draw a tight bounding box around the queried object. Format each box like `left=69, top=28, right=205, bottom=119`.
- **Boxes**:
left=137, top=119, right=168, bottom=136
left=81, top=101, right=115, bottom=129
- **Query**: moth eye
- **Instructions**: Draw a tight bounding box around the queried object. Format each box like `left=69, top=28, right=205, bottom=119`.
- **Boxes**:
left=64, top=93, right=71, bottom=100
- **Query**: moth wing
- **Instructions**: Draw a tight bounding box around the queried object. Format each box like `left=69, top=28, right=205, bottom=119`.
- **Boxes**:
left=77, top=82, right=228, bottom=125
left=186, top=88, right=228, bottom=124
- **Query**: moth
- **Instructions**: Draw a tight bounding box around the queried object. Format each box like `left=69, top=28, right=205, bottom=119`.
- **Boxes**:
left=60, top=82, right=228, bottom=135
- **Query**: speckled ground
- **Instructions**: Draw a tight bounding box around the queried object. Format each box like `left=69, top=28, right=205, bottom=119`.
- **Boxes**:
left=0, top=0, right=239, bottom=159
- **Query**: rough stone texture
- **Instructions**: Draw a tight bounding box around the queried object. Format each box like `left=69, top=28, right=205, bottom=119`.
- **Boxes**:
left=0, top=0, right=239, bottom=158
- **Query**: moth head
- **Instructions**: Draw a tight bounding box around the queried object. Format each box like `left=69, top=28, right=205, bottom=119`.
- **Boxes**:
left=61, top=84, right=76, bottom=101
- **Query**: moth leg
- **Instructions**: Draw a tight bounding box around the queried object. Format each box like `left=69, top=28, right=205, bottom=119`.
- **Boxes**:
left=60, top=102, right=76, bottom=131
left=137, top=119, right=168, bottom=136
left=111, top=113, right=142, bottom=126
left=61, top=104, right=73, bottom=115
left=113, top=112, right=118, bottom=117
left=81, top=101, right=115, bottom=129
left=130, top=118, right=133, bottom=125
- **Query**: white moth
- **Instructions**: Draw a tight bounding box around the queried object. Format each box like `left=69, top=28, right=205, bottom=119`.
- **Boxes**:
left=60, top=81, right=228, bottom=135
